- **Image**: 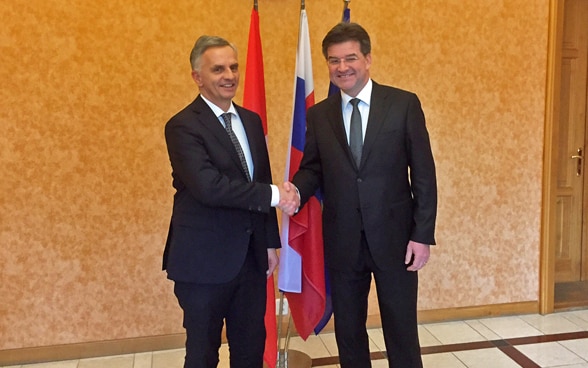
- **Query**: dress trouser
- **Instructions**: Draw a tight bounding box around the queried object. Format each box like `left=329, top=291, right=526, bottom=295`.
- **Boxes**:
left=329, top=232, right=422, bottom=368
left=174, top=249, right=266, bottom=368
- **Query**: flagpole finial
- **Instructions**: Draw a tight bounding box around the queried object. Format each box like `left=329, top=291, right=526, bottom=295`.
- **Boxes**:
left=301, top=0, right=305, bottom=10
left=254, top=0, right=258, bottom=11
left=344, top=0, right=350, bottom=10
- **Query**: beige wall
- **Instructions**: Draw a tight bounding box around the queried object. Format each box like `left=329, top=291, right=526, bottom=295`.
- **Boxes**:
left=0, top=0, right=548, bottom=354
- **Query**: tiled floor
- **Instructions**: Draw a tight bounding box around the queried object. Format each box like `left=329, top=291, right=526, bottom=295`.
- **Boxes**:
left=4, top=309, right=588, bottom=368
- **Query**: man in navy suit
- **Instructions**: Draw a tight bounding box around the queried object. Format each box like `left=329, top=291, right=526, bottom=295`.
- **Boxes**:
left=163, top=35, right=298, bottom=368
left=287, top=23, right=437, bottom=367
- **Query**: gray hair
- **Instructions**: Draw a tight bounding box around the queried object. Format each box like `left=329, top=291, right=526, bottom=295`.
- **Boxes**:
left=189, top=35, right=238, bottom=71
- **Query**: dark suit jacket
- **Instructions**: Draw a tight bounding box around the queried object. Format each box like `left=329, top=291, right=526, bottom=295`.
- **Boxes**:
left=163, top=95, right=280, bottom=284
left=292, top=81, right=437, bottom=271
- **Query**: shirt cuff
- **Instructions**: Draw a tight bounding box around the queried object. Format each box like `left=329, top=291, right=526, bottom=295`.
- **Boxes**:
left=270, top=184, right=279, bottom=207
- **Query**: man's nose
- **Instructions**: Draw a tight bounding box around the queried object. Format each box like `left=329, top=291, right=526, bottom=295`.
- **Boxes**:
left=222, top=69, right=237, bottom=78
left=337, top=60, right=350, bottom=70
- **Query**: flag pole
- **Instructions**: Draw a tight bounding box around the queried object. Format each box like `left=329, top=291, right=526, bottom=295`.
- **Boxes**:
left=254, top=0, right=258, bottom=11
left=276, top=7, right=311, bottom=367
left=275, top=0, right=317, bottom=366
left=276, top=292, right=312, bottom=368
left=276, top=291, right=286, bottom=364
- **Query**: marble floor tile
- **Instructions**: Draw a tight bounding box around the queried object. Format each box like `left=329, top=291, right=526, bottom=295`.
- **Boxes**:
left=422, top=320, right=487, bottom=344
left=515, top=341, right=586, bottom=367
left=465, top=319, right=504, bottom=341
left=422, top=352, right=467, bottom=368
left=418, top=325, right=442, bottom=347
left=561, top=311, right=588, bottom=330
left=519, top=313, right=585, bottom=334
left=370, top=358, right=390, bottom=368
left=560, top=338, right=588, bottom=360
left=476, top=315, right=543, bottom=338
left=131, top=352, right=151, bottom=368
left=286, top=335, right=330, bottom=359
left=366, top=328, right=387, bottom=352
left=568, top=309, right=588, bottom=322
left=453, top=348, right=520, bottom=368
left=317, top=332, right=339, bottom=356
left=217, top=344, right=230, bottom=368
left=7, top=310, right=588, bottom=368
left=151, top=348, right=184, bottom=368
left=78, top=355, right=133, bottom=368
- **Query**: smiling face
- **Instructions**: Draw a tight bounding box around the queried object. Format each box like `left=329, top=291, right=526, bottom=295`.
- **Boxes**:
left=326, top=40, right=371, bottom=97
left=192, top=45, right=239, bottom=111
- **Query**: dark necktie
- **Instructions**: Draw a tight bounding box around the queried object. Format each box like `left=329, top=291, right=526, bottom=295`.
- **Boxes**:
left=349, top=98, right=363, bottom=167
left=221, top=113, right=251, bottom=182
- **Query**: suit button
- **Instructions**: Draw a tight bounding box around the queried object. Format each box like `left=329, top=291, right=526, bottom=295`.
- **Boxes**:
left=246, top=228, right=253, bottom=234
left=257, top=206, right=262, bottom=212
left=357, top=178, right=362, bottom=183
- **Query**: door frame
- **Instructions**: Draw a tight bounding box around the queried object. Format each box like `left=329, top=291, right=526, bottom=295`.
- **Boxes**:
left=540, top=0, right=564, bottom=314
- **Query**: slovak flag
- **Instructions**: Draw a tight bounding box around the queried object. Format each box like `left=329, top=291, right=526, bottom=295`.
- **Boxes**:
left=242, top=6, right=277, bottom=368
left=278, top=8, right=327, bottom=341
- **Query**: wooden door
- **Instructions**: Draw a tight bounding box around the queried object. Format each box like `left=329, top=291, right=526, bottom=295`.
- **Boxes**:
left=555, top=0, right=588, bottom=283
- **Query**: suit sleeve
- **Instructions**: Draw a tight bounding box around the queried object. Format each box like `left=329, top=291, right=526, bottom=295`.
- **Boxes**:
left=406, top=94, right=437, bottom=245
left=165, top=113, right=273, bottom=214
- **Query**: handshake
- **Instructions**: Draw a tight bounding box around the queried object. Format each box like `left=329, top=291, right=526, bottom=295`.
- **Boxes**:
left=277, top=181, right=300, bottom=216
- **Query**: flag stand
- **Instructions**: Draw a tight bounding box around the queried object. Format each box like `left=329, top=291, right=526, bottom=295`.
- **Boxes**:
left=275, top=292, right=311, bottom=368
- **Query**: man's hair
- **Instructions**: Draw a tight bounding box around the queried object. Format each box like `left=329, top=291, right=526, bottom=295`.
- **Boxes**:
left=321, top=22, right=371, bottom=59
left=189, top=35, right=237, bottom=71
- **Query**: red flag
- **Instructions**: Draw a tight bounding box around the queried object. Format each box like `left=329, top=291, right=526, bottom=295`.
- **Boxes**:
left=243, top=8, right=268, bottom=135
left=242, top=7, right=277, bottom=368
left=277, top=9, right=326, bottom=341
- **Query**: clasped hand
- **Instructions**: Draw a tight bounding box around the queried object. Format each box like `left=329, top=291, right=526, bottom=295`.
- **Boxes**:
left=277, top=181, right=300, bottom=216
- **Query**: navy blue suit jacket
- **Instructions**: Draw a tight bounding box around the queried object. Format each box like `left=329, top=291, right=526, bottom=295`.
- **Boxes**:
left=163, top=95, right=280, bottom=284
left=292, top=82, right=437, bottom=271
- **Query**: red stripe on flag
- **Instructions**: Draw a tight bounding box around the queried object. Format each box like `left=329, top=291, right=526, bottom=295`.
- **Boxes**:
left=305, top=92, right=315, bottom=110
left=243, top=8, right=268, bottom=135
left=243, top=7, right=276, bottom=368
left=280, top=8, right=326, bottom=342
left=286, top=196, right=325, bottom=340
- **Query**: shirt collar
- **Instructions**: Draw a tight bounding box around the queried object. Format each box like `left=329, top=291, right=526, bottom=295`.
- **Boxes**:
left=200, top=95, right=238, bottom=118
left=341, top=79, right=373, bottom=107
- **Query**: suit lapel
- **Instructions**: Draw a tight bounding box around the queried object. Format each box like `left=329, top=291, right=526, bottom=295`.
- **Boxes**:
left=191, top=97, right=247, bottom=178
left=361, top=82, right=388, bottom=166
left=326, top=94, right=357, bottom=167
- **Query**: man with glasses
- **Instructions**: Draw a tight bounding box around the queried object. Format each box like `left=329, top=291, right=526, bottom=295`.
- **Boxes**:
left=286, top=22, right=437, bottom=367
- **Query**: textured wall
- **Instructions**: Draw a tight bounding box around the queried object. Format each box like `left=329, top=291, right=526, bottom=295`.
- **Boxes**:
left=0, top=0, right=548, bottom=351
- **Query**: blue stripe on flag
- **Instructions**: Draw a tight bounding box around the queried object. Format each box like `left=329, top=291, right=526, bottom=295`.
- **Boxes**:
left=292, top=77, right=307, bottom=152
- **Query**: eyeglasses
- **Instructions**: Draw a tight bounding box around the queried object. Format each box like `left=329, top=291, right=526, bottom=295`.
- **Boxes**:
left=327, top=55, right=360, bottom=66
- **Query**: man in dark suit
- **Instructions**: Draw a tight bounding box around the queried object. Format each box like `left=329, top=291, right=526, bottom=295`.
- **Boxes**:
left=288, top=23, right=437, bottom=367
left=163, top=35, right=298, bottom=368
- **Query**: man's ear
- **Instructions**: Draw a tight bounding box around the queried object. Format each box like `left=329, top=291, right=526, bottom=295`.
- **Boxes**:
left=191, top=70, right=201, bottom=86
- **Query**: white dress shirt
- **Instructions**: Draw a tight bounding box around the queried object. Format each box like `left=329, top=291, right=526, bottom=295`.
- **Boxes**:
left=201, top=95, right=280, bottom=206
left=341, top=79, right=373, bottom=144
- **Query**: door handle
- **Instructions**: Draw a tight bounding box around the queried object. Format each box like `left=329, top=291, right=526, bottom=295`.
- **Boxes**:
left=570, top=148, right=583, bottom=176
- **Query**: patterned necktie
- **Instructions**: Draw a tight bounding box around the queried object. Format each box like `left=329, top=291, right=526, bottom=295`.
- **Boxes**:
left=349, top=98, right=363, bottom=167
left=221, top=113, right=251, bottom=182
